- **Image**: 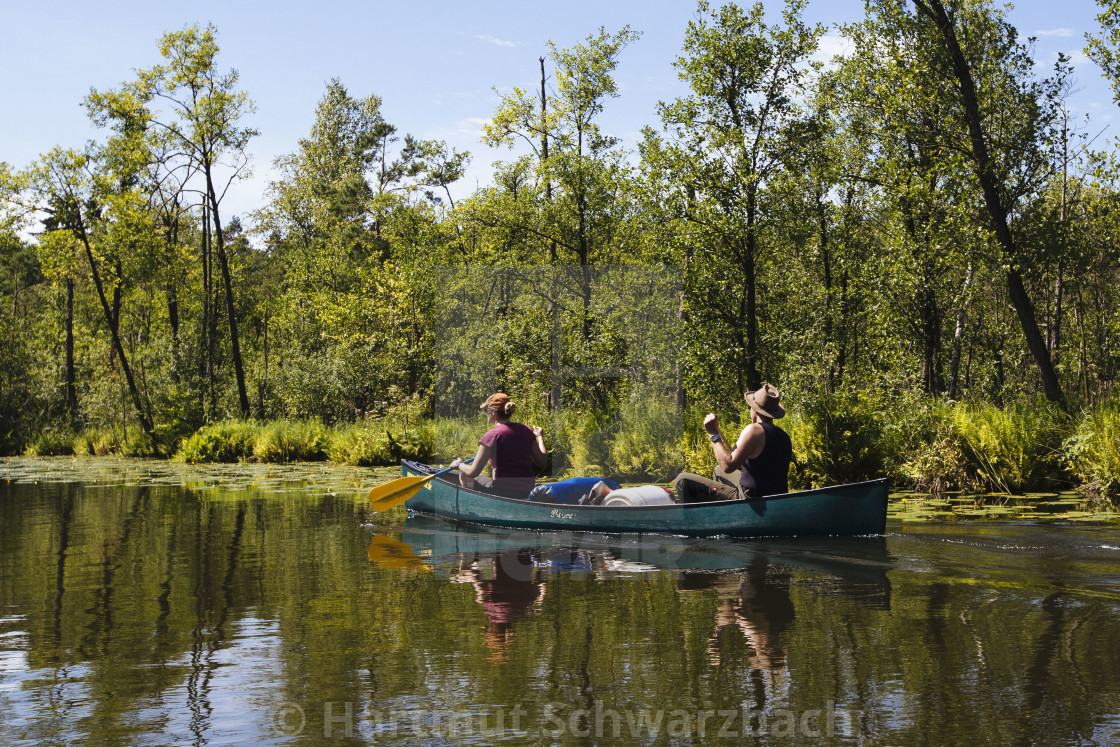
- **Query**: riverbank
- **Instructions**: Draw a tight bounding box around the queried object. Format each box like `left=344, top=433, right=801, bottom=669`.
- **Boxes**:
left=15, top=397, right=1120, bottom=510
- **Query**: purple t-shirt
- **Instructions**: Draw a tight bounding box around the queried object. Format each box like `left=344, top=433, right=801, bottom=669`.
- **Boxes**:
left=479, top=421, right=536, bottom=479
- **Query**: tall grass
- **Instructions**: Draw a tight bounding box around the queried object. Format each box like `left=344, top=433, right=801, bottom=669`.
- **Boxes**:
left=1064, top=403, right=1120, bottom=505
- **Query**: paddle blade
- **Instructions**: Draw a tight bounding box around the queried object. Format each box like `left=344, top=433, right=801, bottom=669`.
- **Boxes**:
left=367, top=474, right=433, bottom=512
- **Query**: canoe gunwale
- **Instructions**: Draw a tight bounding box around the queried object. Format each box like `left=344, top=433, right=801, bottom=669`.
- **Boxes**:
left=401, top=459, right=888, bottom=511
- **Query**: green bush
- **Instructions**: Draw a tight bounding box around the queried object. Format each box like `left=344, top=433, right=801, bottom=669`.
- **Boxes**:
left=253, top=419, right=329, bottom=462
left=786, top=392, right=886, bottom=490
left=328, top=422, right=434, bottom=466
left=1064, top=402, right=1120, bottom=505
left=176, top=420, right=260, bottom=463
left=950, top=401, right=1068, bottom=494
left=889, top=398, right=970, bottom=495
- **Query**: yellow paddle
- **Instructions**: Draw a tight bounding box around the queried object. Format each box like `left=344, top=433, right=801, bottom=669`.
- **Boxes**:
left=367, top=458, right=473, bottom=512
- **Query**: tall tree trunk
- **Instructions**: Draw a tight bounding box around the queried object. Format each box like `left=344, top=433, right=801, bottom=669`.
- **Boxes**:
left=676, top=186, right=696, bottom=410
left=65, top=277, right=76, bottom=419
left=74, top=224, right=152, bottom=436
left=948, top=262, right=974, bottom=399
left=168, top=287, right=180, bottom=385
left=743, top=189, right=761, bottom=391
left=541, top=56, right=561, bottom=412
left=205, top=167, right=251, bottom=418
left=200, top=203, right=212, bottom=418
left=916, top=0, right=1065, bottom=407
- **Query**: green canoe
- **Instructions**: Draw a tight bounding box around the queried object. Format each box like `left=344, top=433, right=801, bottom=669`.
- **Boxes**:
left=398, top=460, right=888, bottom=538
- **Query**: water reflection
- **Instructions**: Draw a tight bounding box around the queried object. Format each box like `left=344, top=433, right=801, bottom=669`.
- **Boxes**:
left=452, top=549, right=547, bottom=662
left=6, top=459, right=1120, bottom=745
left=372, top=516, right=896, bottom=685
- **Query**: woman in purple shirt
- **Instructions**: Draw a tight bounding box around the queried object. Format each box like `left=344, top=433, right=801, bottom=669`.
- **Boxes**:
left=452, top=392, right=547, bottom=498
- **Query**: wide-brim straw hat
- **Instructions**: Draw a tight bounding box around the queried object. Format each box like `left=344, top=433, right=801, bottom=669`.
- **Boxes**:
left=744, top=384, right=785, bottom=419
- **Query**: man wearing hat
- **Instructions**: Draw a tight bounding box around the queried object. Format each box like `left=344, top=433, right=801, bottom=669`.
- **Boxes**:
left=673, top=384, right=793, bottom=502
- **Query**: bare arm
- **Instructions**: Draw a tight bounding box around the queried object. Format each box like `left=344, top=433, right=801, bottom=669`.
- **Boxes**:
left=704, top=414, right=766, bottom=472
left=530, top=425, right=547, bottom=469
left=456, top=443, right=491, bottom=478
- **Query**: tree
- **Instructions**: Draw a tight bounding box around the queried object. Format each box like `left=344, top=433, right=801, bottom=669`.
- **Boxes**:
left=30, top=147, right=153, bottom=435
left=655, top=0, right=824, bottom=399
left=95, top=23, right=259, bottom=417
left=468, top=27, right=642, bottom=410
left=907, top=0, right=1065, bottom=405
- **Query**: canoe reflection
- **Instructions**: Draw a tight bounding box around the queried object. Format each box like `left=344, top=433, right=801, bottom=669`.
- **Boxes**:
left=367, top=516, right=893, bottom=666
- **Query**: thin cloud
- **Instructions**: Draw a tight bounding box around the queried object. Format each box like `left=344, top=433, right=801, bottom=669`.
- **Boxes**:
left=1035, top=28, right=1075, bottom=38
left=477, top=33, right=523, bottom=48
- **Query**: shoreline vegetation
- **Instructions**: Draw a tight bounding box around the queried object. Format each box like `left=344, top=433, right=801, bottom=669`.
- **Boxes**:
left=19, top=395, right=1120, bottom=512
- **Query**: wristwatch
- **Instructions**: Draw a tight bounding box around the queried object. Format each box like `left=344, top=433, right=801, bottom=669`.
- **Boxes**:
left=709, top=433, right=721, bottom=443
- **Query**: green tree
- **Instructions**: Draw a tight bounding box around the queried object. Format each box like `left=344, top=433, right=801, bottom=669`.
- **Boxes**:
left=654, top=0, right=824, bottom=401
left=29, top=147, right=153, bottom=435
left=97, top=23, right=258, bottom=417
left=906, top=0, right=1066, bottom=405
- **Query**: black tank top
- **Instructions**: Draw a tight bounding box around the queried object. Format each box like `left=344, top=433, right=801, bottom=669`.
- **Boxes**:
left=739, top=422, right=792, bottom=497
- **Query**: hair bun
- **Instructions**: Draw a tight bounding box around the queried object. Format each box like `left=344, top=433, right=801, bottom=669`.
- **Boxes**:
left=503, top=402, right=516, bottom=416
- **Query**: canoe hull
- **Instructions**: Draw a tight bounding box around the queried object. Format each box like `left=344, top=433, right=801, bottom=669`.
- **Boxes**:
left=398, top=461, right=888, bottom=537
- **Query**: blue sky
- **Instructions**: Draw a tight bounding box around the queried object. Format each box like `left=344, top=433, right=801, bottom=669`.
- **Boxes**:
left=2, top=0, right=1112, bottom=223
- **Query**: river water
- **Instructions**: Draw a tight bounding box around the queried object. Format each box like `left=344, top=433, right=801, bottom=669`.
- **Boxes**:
left=2, top=457, right=1120, bottom=745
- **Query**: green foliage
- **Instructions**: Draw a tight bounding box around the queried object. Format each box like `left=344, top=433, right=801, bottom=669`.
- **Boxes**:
left=176, top=420, right=261, bottom=463
left=253, top=420, right=329, bottom=463
left=607, top=398, right=687, bottom=482
left=327, top=422, right=433, bottom=466
left=950, top=401, right=1069, bottom=494
left=786, top=392, right=886, bottom=490
left=1064, top=402, right=1120, bottom=505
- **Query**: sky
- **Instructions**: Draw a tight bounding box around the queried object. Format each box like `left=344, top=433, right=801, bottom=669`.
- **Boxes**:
left=2, top=0, right=1114, bottom=226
